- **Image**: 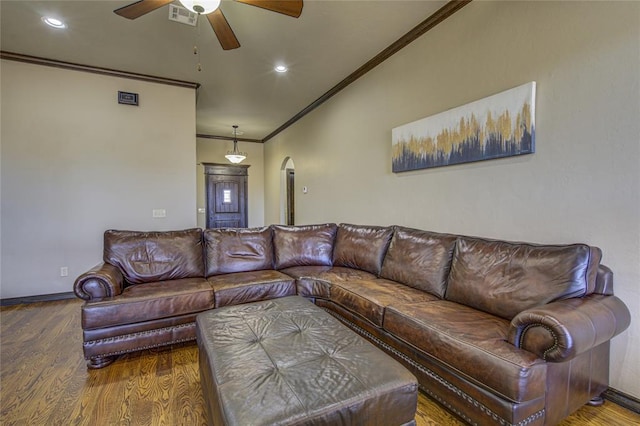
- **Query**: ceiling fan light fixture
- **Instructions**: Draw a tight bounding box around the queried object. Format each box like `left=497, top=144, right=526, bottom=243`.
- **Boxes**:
left=179, top=0, right=221, bottom=14
left=225, top=125, right=247, bottom=164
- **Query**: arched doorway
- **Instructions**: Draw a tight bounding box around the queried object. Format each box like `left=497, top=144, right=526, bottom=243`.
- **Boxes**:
left=280, top=157, right=295, bottom=225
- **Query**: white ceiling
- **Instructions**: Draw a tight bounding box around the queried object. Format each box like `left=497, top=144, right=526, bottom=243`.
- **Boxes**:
left=1, top=0, right=447, bottom=140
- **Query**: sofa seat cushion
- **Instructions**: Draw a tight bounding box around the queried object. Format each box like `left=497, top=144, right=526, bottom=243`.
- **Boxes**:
left=82, top=278, right=213, bottom=329
left=208, top=270, right=295, bottom=308
left=280, top=266, right=377, bottom=299
left=332, top=224, right=394, bottom=276
left=384, top=301, right=547, bottom=403
left=331, top=279, right=439, bottom=327
left=104, top=228, right=204, bottom=285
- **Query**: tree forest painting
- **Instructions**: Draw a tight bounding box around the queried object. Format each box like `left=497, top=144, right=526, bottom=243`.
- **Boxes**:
left=392, top=82, right=536, bottom=172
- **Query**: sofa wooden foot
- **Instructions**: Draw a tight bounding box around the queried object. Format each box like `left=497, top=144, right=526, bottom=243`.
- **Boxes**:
left=87, top=356, right=116, bottom=369
left=587, top=396, right=604, bottom=407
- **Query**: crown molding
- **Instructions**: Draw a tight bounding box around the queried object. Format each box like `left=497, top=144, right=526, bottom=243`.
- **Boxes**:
left=0, top=51, right=200, bottom=90
left=262, top=0, right=472, bottom=142
left=196, top=134, right=263, bottom=144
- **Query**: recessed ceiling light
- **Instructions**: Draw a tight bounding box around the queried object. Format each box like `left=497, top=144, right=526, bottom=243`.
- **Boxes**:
left=42, top=17, right=66, bottom=29
left=274, top=65, right=288, bottom=73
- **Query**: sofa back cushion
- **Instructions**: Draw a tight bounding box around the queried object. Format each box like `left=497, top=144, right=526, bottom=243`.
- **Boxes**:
left=380, top=227, right=457, bottom=298
left=204, top=227, right=274, bottom=277
left=332, top=224, right=394, bottom=276
left=272, top=224, right=337, bottom=269
left=104, top=228, right=204, bottom=285
left=445, top=236, right=602, bottom=320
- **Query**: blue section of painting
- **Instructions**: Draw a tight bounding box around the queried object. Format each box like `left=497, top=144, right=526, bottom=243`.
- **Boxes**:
left=392, top=127, right=535, bottom=172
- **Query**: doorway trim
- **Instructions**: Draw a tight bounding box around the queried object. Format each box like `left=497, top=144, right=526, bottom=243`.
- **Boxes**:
left=280, top=157, right=295, bottom=225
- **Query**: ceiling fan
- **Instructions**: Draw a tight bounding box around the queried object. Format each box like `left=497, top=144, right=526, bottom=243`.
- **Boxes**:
left=114, top=0, right=303, bottom=50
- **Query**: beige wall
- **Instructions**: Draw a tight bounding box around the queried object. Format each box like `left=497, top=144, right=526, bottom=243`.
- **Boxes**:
left=264, top=1, right=640, bottom=397
left=1, top=60, right=197, bottom=298
left=196, top=138, right=265, bottom=228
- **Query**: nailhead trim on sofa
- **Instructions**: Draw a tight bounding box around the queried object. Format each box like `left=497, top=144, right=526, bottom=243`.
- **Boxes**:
left=84, top=323, right=195, bottom=358
left=518, top=323, right=559, bottom=361
left=324, top=308, right=546, bottom=426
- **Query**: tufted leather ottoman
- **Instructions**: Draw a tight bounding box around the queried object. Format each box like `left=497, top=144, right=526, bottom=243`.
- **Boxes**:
left=196, top=296, right=418, bottom=426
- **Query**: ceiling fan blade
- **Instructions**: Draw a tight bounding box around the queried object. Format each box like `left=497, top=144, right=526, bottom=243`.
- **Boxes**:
left=236, top=0, right=303, bottom=18
left=114, top=0, right=174, bottom=19
left=206, top=9, right=241, bottom=50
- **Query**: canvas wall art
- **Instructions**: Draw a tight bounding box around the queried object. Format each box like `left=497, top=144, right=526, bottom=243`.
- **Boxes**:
left=392, top=82, right=536, bottom=172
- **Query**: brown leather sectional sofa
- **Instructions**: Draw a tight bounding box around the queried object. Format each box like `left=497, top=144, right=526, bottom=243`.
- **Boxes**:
left=73, top=223, right=631, bottom=425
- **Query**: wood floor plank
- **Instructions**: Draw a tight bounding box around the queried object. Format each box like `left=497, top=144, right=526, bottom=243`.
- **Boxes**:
left=171, top=343, right=207, bottom=425
left=47, top=360, right=92, bottom=426
left=23, top=309, right=85, bottom=425
left=1, top=298, right=638, bottom=425
left=2, top=303, right=75, bottom=422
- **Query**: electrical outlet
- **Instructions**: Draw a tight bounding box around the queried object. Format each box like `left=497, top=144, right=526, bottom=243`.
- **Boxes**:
left=60, top=267, right=68, bottom=277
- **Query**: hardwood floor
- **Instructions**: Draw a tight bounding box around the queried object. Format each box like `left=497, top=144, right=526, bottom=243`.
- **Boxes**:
left=1, top=299, right=638, bottom=425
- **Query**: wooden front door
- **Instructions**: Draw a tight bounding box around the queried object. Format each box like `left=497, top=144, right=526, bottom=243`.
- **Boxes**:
left=203, top=163, right=249, bottom=228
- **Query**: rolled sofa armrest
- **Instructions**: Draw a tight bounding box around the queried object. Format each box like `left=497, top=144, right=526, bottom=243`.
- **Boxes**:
left=73, top=263, right=124, bottom=301
left=508, top=294, right=631, bottom=362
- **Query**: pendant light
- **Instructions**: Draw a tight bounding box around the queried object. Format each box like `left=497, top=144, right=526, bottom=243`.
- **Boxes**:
left=225, top=125, right=247, bottom=164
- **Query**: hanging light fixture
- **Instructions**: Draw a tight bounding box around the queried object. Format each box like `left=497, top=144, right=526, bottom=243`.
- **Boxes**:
left=225, top=125, right=247, bottom=164
left=179, top=0, right=221, bottom=15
